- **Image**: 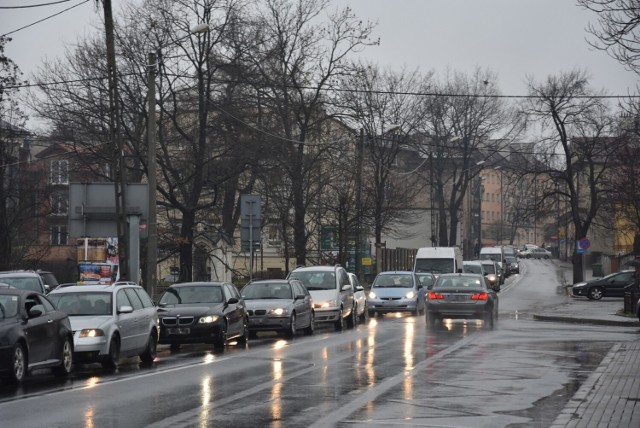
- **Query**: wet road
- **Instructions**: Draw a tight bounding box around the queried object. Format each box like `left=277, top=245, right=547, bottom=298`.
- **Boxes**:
left=1, top=259, right=638, bottom=427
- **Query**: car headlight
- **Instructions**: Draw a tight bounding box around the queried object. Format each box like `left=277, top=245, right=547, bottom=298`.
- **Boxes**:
left=487, top=274, right=496, bottom=282
left=369, top=291, right=377, bottom=299
left=320, top=299, right=338, bottom=308
left=404, top=291, right=416, bottom=299
left=199, top=315, right=220, bottom=324
left=270, top=308, right=288, bottom=316
left=79, top=329, right=105, bottom=338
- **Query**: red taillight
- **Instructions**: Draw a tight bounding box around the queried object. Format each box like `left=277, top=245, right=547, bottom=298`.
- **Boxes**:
left=428, top=292, right=444, bottom=300
left=471, top=292, right=489, bottom=301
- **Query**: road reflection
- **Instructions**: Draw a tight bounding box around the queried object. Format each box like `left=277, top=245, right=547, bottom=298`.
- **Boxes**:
left=199, top=376, right=213, bottom=428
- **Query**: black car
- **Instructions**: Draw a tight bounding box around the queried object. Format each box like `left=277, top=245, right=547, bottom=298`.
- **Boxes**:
left=504, top=256, right=520, bottom=275
left=0, top=287, right=73, bottom=384
left=571, top=270, right=635, bottom=300
left=157, top=282, right=248, bottom=350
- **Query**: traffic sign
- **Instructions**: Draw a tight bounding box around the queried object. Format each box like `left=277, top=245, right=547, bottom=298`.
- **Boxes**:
left=577, top=237, right=590, bottom=254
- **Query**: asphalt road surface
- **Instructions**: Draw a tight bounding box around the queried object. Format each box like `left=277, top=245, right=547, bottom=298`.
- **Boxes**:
left=1, top=259, right=638, bottom=427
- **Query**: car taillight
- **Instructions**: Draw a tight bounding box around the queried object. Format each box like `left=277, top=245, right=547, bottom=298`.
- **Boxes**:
left=471, top=292, right=488, bottom=301
left=428, top=292, right=444, bottom=300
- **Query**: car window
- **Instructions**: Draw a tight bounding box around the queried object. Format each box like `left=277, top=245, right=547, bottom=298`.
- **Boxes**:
left=463, top=264, right=483, bottom=274
left=374, top=274, right=413, bottom=288
left=41, top=295, right=56, bottom=312
left=482, top=263, right=496, bottom=274
left=124, top=288, right=144, bottom=310
left=290, top=271, right=336, bottom=291
left=135, top=288, right=154, bottom=307
left=0, top=276, right=44, bottom=293
left=117, top=289, right=132, bottom=309
left=435, top=277, right=485, bottom=289
left=160, top=286, right=223, bottom=305
left=227, top=284, right=241, bottom=300
left=49, top=292, right=113, bottom=315
left=0, top=294, right=19, bottom=317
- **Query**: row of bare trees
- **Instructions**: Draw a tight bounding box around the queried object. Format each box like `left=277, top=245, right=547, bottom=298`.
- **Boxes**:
left=1, top=0, right=638, bottom=283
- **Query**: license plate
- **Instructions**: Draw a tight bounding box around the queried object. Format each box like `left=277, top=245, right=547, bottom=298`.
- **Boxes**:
left=167, top=327, right=190, bottom=335
left=449, top=295, right=468, bottom=302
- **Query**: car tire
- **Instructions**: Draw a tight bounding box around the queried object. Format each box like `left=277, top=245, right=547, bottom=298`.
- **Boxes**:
left=334, top=309, right=345, bottom=331
left=236, top=318, right=249, bottom=346
left=359, top=305, right=368, bottom=323
left=346, top=305, right=356, bottom=328
left=587, top=287, right=604, bottom=300
left=139, top=331, right=157, bottom=364
left=426, top=312, right=436, bottom=328
left=484, top=310, right=495, bottom=329
left=285, top=313, right=296, bottom=338
left=3, top=343, right=27, bottom=384
left=53, top=337, right=73, bottom=377
left=304, top=311, right=315, bottom=335
left=214, top=321, right=228, bottom=348
left=101, top=336, right=120, bottom=370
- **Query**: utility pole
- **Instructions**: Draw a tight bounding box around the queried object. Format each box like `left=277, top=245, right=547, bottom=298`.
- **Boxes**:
left=102, top=0, right=129, bottom=280
left=145, top=51, right=157, bottom=298
left=355, top=130, right=364, bottom=280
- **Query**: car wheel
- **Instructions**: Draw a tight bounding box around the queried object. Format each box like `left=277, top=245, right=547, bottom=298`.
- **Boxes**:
left=237, top=318, right=249, bottom=345
left=101, top=336, right=120, bottom=370
left=304, top=311, right=315, bottom=335
left=587, top=287, right=604, bottom=300
left=139, top=331, right=157, bottom=363
left=3, top=343, right=27, bottom=384
left=359, top=305, right=369, bottom=323
left=484, top=310, right=495, bottom=329
left=426, top=312, right=436, bottom=328
left=53, top=337, right=73, bottom=377
left=214, top=321, right=228, bottom=348
left=346, top=305, right=356, bottom=328
left=285, top=313, right=296, bottom=338
left=334, top=308, right=345, bottom=331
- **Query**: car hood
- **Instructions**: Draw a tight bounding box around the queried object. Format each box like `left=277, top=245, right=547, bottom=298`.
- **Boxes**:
left=69, top=315, right=113, bottom=330
left=309, top=290, right=339, bottom=302
left=157, top=304, right=223, bottom=317
left=371, top=287, right=414, bottom=298
left=245, top=299, right=293, bottom=310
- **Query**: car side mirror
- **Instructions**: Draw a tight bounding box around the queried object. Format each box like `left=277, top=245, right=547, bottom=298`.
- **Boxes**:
left=227, top=297, right=239, bottom=305
left=117, top=305, right=133, bottom=314
left=294, top=294, right=305, bottom=300
left=341, top=284, right=352, bottom=292
left=28, top=306, right=44, bottom=318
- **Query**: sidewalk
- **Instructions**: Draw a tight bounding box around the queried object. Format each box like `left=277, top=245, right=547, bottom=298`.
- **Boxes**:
left=537, top=260, right=640, bottom=427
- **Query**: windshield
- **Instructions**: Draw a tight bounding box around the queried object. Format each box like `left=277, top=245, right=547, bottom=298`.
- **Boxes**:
left=289, top=271, right=336, bottom=291
left=160, top=286, right=223, bottom=305
left=463, top=264, right=483, bottom=274
left=242, top=282, right=292, bottom=300
left=416, top=274, right=434, bottom=287
left=0, top=295, right=19, bottom=318
left=482, top=263, right=496, bottom=274
left=48, top=292, right=112, bottom=316
left=414, top=259, right=454, bottom=274
left=480, top=254, right=502, bottom=263
left=373, top=274, right=414, bottom=288
left=435, top=276, right=484, bottom=290
left=0, top=276, right=42, bottom=292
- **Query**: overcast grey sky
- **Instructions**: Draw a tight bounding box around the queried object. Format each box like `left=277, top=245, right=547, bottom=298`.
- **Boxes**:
left=1, top=0, right=638, bottom=124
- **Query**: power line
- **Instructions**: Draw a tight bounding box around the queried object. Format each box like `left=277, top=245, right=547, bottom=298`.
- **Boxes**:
left=1, top=0, right=90, bottom=38
left=0, top=0, right=75, bottom=9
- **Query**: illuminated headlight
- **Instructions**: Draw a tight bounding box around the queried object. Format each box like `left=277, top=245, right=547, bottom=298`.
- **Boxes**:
left=487, top=274, right=496, bottom=282
left=404, top=291, right=416, bottom=299
left=320, top=299, right=338, bottom=308
left=79, top=329, right=105, bottom=338
left=369, top=291, right=377, bottom=299
left=199, top=315, right=220, bottom=324
left=270, top=308, right=287, bottom=316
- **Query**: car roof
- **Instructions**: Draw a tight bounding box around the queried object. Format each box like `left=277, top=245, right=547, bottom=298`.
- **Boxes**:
left=0, top=287, right=39, bottom=296
left=245, top=279, right=293, bottom=284
left=169, top=281, right=226, bottom=287
left=0, top=271, right=40, bottom=277
left=437, top=273, right=483, bottom=278
left=292, top=265, right=340, bottom=272
left=463, top=260, right=482, bottom=265
left=49, top=283, right=141, bottom=293
left=377, top=271, right=414, bottom=275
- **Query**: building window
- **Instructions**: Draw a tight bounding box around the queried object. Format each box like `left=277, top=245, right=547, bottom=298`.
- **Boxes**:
left=268, top=224, right=281, bottom=246
left=50, top=160, right=69, bottom=184
left=51, top=191, right=68, bottom=216
left=51, top=226, right=68, bottom=245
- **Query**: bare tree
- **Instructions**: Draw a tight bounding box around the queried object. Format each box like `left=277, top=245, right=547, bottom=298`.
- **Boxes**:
left=578, top=0, right=640, bottom=76
left=523, top=69, right=620, bottom=282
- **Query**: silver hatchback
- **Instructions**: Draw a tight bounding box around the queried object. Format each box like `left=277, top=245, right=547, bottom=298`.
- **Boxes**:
left=48, top=282, right=159, bottom=370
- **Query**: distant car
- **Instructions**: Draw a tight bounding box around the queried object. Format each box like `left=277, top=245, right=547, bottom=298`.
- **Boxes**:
left=288, top=265, right=356, bottom=331
left=462, top=260, right=486, bottom=276
left=521, top=247, right=552, bottom=259
left=571, top=270, right=635, bottom=300
left=0, top=288, right=73, bottom=384
left=425, top=273, right=499, bottom=329
left=157, top=282, right=248, bottom=349
left=504, top=256, right=520, bottom=275
left=37, top=270, right=60, bottom=291
left=48, top=282, right=158, bottom=370
left=479, top=260, right=501, bottom=288
left=348, top=273, right=368, bottom=322
left=241, top=279, right=314, bottom=338
left=415, top=272, right=436, bottom=290
left=0, top=271, right=49, bottom=294
left=367, top=271, right=425, bottom=317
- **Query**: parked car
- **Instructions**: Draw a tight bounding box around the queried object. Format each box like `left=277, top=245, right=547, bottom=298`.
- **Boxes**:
left=241, top=279, right=314, bottom=338
left=415, top=272, right=436, bottom=290
left=504, top=256, right=520, bottom=275
left=288, top=265, right=356, bottom=331
left=425, top=273, right=499, bottom=329
left=0, top=287, right=73, bottom=384
left=520, top=247, right=552, bottom=259
left=367, top=271, right=425, bottom=316
left=348, top=272, right=368, bottom=322
left=479, top=260, right=502, bottom=288
left=48, top=282, right=158, bottom=370
left=157, top=282, right=248, bottom=350
left=571, top=270, right=635, bottom=300
left=0, top=270, right=49, bottom=294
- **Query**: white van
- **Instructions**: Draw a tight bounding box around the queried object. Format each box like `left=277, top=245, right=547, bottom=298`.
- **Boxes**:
left=414, top=247, right=463, bottom=276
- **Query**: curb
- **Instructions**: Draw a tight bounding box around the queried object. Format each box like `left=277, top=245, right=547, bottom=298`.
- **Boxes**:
left=532, top=313, right=640, bottom=327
